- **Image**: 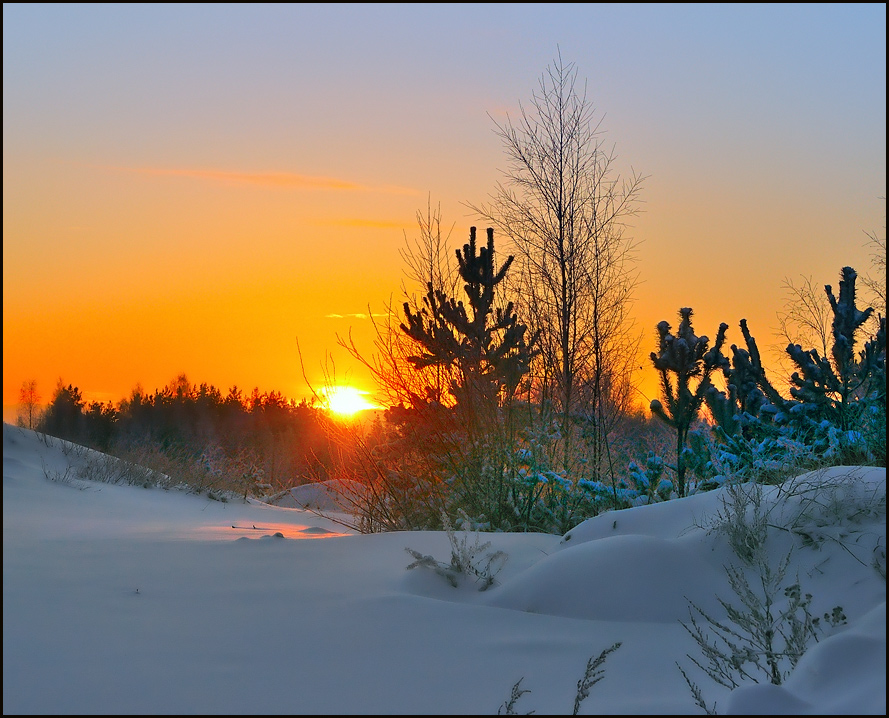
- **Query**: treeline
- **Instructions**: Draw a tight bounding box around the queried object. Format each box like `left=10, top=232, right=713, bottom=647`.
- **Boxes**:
left=32, top=374, right=347, bottom=496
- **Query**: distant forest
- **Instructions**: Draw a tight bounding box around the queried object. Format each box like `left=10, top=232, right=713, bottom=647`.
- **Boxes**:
left=26, top=374, right=351, bottom=499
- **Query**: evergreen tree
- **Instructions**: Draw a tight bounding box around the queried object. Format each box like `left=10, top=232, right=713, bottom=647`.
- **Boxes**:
left=401, top=226, right=536, bottom=412
left=649, top=308, right=729, bottom=496
left=784, top=267, right=885, bottom=460
left=707, top=267, right=886, bottom=470
left=398, top=226, right=538, bottom=526
left=790, top=268, right=883, bottom=420
left=706, top=318, right=791, bottom=441
left=38, top=381, right=86, bottom=444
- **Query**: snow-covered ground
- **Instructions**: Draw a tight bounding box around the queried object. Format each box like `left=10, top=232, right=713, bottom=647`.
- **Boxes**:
left=3, top=422, right=885, bottom=714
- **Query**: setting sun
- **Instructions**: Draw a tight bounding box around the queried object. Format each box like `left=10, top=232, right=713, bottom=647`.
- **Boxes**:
left=320, top=386, right=379, bottom=417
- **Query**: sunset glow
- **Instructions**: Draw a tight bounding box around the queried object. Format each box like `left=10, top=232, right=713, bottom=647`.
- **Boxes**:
left=2, top=4, right=884, bottom=422
left=320, top=386, right=379, bottom=418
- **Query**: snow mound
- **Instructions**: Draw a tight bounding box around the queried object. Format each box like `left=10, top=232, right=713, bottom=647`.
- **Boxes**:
left=272, top=479, right=366, bottom=512
left=726, top=601, right=886, bottom=715
left=484, top=533, right=726, bottom=623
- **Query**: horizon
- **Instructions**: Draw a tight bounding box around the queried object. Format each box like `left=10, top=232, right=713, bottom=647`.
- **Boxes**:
left=4, top=4, right=886, bottom=419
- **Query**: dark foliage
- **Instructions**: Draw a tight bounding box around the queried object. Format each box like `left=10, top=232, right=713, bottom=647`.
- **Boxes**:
left=648, top=308, right=729, bottom=496
left=35, top=375, right=343, bottom=496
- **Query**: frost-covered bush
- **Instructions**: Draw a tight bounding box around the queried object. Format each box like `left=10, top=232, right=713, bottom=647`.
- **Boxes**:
left=680, top=553, right=845, bottom=693
left=627, top=452, right=672, bottom=504
left=677, top=468, right=880, bottom=712
left=405, top=510, right=507, bottom=590
left=502, top=422, right=634, bottom=534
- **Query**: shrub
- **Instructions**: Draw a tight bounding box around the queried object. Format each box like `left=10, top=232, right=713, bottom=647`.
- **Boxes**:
left=405, top=510, right=507, bottom=590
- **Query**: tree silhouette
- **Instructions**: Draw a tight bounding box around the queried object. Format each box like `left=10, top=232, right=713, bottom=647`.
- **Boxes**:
left=649, top=308, right=729, bottom=496
left=469, top=49, right=645, bottom=485
left=401, top=226, right=536, bottom=411
left=17, top=379, right=41, bottom=430
left=395, top=226, right=538, bottom=526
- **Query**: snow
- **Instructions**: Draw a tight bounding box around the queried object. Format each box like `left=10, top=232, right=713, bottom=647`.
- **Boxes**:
left=3, top=422, right=885, bottom=714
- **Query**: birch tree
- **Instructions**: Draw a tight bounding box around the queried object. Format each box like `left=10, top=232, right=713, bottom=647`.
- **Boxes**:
left=469, top=50, right=645, bottom=484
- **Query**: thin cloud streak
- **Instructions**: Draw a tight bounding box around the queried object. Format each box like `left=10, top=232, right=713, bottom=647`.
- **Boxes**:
left=325, top=313, right=390, bottom=319
left=315, top=218, right=413, bottom=229
left=103, top=165, right=420, bottom=194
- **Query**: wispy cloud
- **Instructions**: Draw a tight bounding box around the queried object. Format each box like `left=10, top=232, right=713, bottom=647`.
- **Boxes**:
left=314, top=218, right=412, bottom=230
left=103, top=165, right=419, bottom=195
left=325, top=312, right=389, bottom=320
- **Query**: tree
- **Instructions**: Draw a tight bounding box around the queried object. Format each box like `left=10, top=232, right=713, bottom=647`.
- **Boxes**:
left=468, top=49, right=645, bottom=489
left=649, top=308, right=729, bottom=497
left=398, top=226, right=538, bottom=526
left=707, top=267, right=886, bottom=473
left=784, top=267, right=885, bottom=442
left=331, top=222, right=538, bottom=530
left=17, top=379, right=41, bottom=430
left=776, top=274, right=833, bottom=363
left=335, top=200, right=461, bottom=414
left=38, top=380, right=85, bottom=443
left=774, top=207, right=885, bottom=381
left=860, top=211, right=886, bottom=322
left=401, top=226, right=536, bottom=413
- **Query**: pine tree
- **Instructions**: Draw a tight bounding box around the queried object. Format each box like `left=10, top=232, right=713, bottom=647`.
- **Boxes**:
left=649, top=308, right=729, bottom=496
left=787, top=267, right=884, bottom=426
left=705, top=318, right=792, bottom=441
left=401, top=227, right=536, bottom=411
left=38, top=381, right=86, bottom=443
left=398, top=226, right=538, bottom=526
left=707, top=267, right=886, bottom=469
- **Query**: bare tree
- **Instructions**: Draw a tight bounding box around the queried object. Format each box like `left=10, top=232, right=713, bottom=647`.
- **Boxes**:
left=17, top=379, right=41, bottom=430
left=773, top=202, right=885, bottom=382
left=775, top=274, right=833, bottom=361
left=399, top=196, right=460, bottom=303
left=468, top=50, right=645, bottom=485
left=860, top=207, right=886, bottom=321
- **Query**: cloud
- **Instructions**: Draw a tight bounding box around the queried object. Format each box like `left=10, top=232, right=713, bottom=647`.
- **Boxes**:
left=103, top=165, right=419, bottom=195
left=314, top=218, right=412, bottom=229
left=325, top=312, right=389, bottom=320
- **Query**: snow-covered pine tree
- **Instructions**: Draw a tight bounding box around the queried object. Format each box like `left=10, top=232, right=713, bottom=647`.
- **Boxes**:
left=785, top=267, right=885, bottom=461
left=649, top=308, right=729, bottom=496
left=706, top=267, right=886, bottom=470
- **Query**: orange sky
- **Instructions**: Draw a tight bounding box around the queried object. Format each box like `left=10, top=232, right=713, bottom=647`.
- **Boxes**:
left=3, top=4, right=885, bottom=423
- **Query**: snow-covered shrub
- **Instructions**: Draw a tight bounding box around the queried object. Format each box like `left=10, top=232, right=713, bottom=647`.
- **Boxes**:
left=679, top=466, right=883, bottom=710
left=703, top=468, right=886, bottom=568
left=769, top=467, right=887, bottom=555
left=627, top=452, right=672, bottom=504
left=405, top=509, right=507, bottom=590
left=680, top=551, right=845, bottom=692
left=704, top=481, right=770, bottom=566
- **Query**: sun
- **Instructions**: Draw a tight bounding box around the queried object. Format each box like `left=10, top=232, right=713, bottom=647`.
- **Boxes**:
left=320, top=386, right=379, bottom=418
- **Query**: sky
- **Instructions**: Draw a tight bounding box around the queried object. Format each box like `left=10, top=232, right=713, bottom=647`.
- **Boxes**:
left=3, top=3, right=886, bottom=420
left=3, top=421, right=885, bottom=714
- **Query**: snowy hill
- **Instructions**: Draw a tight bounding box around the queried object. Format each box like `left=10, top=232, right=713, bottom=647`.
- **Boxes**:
left=3, top=423, right=885, bottom=714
